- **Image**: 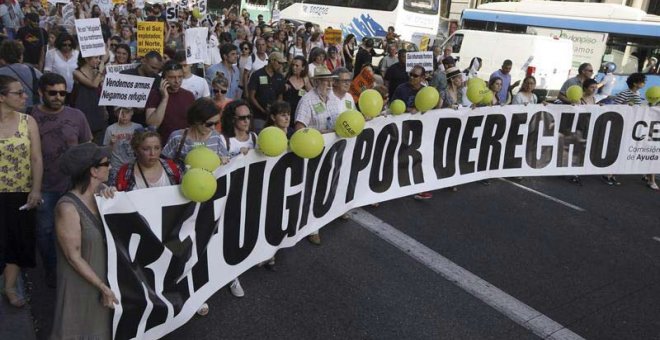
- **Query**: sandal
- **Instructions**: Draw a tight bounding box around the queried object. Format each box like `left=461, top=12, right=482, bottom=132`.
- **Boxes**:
left=196, top=303, right=209, bottom=316
left=5, top=288, right=26, bottom=308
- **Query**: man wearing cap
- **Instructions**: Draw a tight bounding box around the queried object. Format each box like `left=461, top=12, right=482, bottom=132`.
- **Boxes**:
left=247, top=52, right=286, bottom=130
left=32, top=73, right=93, bottom=287
left=294, top=65, right=338, bottom=245
left=16, top=12, right=47, bottom=70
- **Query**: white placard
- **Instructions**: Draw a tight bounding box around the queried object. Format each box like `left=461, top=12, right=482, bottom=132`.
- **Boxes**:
left=165, top=5, right=179, bottom=22
left=185, top=27, right=208, bottom=64
left=62, top=3, right=75, bottom=29
left=98, top=74, right=155, bottom=108
left=135, top=0, right=145, bottom=9
left=105, top=63, right=140, bottom=73
left=405, top=51, right=434, bottom=72
left=75, top=18, right=106, bottom=57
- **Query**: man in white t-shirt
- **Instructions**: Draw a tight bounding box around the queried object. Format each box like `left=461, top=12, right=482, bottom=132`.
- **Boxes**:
left=242, top=37, right=269, bottom=88
left=175, top=51, right=210, bottom=99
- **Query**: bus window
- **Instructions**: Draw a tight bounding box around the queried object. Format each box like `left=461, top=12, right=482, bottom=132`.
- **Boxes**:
left=403, top=0, right=440, bottom=15
left=345, top=0, right=398, bottom=11
left=451, top=33, right=463, bottom=53
left=246, top=0, right=269, bottom=5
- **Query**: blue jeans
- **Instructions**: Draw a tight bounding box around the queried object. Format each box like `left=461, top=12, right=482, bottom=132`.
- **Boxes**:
left=36, top=192, right=62, bottom=278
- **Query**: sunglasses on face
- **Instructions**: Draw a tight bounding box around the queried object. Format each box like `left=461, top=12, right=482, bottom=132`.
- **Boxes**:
left=47, top=90, right=67, bottom=97
left=410, top=73, right=422, bottom=78
left=213, top=88, right=228, bottom=94
left=61, top=43, right=72, bottom=47
left=203, top=121, right=217, bottom=128
left=96, top=161, right=111, bottom=167
left=235, top=115, right=252, bottom=121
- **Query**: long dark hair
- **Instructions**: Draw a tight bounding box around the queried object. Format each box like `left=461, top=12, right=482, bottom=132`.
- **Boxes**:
left=221, top=100, right=251, bottom=138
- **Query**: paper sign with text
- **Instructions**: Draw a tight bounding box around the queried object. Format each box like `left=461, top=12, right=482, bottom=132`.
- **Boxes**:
left=75, top=18, right=106, bottom=57
left=106, top=63, right=140, bottom=73
left=324, top=29, right=342, bottom=45
left=185, top=27, right=208, bottom=64
left=405, top=51, right=434, bottom=72
left=99, top=74, right=154, bottom=108
left=137, top=21, right=164, bottom=57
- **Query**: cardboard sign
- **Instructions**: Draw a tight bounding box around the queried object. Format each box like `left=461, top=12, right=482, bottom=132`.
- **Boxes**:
left=137, top=21, right=164, bottom=57
left=405, top=51, right=434, bottom=72
left=98, top=74, right=154, bottom=108
left=185, top=27, right=208, bottom=64
left=75, top=18, right=106, bottom=57
left=324, top=29, right=342, bottom=45
left=165, top=5, right=179, bottom=22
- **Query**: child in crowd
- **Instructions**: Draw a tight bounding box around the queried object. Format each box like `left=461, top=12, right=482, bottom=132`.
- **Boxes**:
left=103, top=107, right=143, bottom=183
left=265, top=100, right=293, bottom=137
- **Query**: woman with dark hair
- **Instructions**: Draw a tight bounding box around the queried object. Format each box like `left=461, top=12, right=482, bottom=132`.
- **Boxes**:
left=283, top=56, right=312, bottom=126
left=287, top=34, right=306, bottom=63
left=44, top=32, right=79, bottom=94
left=307, top=32, right=324, bottom=55
left=72, top=54, right=106, bottom=144
left=482, top=77, right=502, bottom=106
left=110, top=43, right=131, bottom=65
left=166, top=22, right=185, bottom=52
left=162, top=97, right=229, bottom=163
left=119, top=25, right=137, bottom=59
left=512, top=76, right=538, bottom=105
left=220, top=99, right=257, bottom=158
left=307, top=47, right=326, bottom=78
left=343, top=34, right=356, bottom=72
left=325, top=45, right=341, bottom=72
left=51, top=142, right=116, bottom=339
left=211, top=73, right=232, bottom=118
left=580, top=78, right=598, bottom=105
left=0, top=40, right=43, bottom=108
left=265, top=100, right=292, bottom=136
left=238, top=41, right=253, bottom=77
left=0, top=74, right=43, bottom=308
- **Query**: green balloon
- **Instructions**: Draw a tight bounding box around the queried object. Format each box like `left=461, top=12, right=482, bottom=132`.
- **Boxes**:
left=467, top=77, right=486, bottom=90
left=181, top=168, right=217, bottom=203
left=358, top=89, right=384, bottom=118
left=389, top=99, right=406, bottom=115
left=566, top=85, right=583, bottom=103
left=335, top=109, right=365, bottom=138
left=480, top=89, right=494, bottom=105
left=645, top=85, right=660, bottom=105
left=257, top=126, right=288, bottom=157
left=415, top=86, right=440, bottom=112
left=185, top=146, right=221, bottom=172
left=467, top=84, right=484, bottom=104
left=290, top=128, right=325, bottom=159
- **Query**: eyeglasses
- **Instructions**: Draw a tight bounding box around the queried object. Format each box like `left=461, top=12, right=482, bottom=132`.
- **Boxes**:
left=242, top=47, right=250, bottom=51
left=110, top=44, right=117, bottom=48
left=410, top=73, right=422, bottom=78
left=47, top=90, right=67, bottom=97
left=236, top=115, right=252, bottom=121
left=61, top=43, right=72, bottom=47
left=584, top=69, right=594, bottom=72
left=5, top=90, right=26, bottom=96
left=203, top=121, right=218, bottom=128
left=213, top=88, right=228, bottom=94
left=96, top=161, right=111, bottom=167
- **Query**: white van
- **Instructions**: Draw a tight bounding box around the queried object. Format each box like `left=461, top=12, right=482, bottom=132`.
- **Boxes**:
left=440, top=30, right=573, bottom=95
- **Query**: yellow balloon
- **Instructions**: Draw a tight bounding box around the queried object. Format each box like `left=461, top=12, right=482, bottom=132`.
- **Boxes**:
left=389, top=99, right=406, bottom=115
left=414, top=86, right=440, bottom=112
left=466, top=84, right=484, bottom=104
left=358, top=89, right=384, bottom=118
left=335, top=110, right=365, bottom=138
left=257, top=126, right=288, bottom=157
left=290, top=128, right=325, bottom=159
left=185, top=146, right=221, bottom=172
left=566, top=85, right=583, bottom=103
left=645, top=85, right=660, bottom=105
left=181, top=168, right=217, bottom=202
left=480, top=90, right=494, bottom=105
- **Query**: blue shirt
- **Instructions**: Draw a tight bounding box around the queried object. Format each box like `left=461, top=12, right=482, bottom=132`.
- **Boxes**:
left=490, top=69, right=511, bottom=104
left=206, top=62, right=241, bottom=100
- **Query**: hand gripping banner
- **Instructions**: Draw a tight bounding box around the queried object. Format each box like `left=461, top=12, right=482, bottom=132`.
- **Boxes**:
left=98, top=104, right=659, bottom=339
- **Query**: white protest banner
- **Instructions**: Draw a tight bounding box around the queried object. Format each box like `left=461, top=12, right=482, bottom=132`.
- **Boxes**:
left=98, top=74, right=154, bottom=108
left=272, top=9, right=281, bottom=23
left=165, top=5, right=179, bottom=22
left=135, top=0, right=145, bottom=9
left=405, top=51, right=434, bottom=72
left=100, top=104, right=659, bottom=339
left=105, top=63, right=140, bottom=73
left=97, top=0, right=113, bottom=15
left=185, top=27, right=208, bottom=64
left=62, top=3, right=75, bottom=31
left=75, top=18, right=106, bottom=57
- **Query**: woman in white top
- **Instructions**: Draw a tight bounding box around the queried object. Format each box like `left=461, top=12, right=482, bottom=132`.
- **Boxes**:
left=220, top=100, right=257, bottom=158
left=44, top=32, right=78, bottom=94
left=307, top=47, right=327, bottom=79
left=512, top=76, right=538, bottom=105
left=287, top=35, right=306, bottom=63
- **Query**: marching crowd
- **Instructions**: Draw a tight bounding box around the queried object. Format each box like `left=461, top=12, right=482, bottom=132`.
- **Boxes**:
left=0, top=1, right=658, bottom=339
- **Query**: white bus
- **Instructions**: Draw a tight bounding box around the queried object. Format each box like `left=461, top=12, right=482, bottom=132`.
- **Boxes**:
left=279, top=0, right=440, bottom=42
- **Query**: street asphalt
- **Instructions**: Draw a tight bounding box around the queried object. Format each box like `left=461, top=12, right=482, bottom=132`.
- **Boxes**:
left=13, top=174, right=660, bottom=339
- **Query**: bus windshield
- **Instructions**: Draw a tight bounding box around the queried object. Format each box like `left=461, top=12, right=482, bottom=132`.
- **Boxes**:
left=404, top=0, right=439, bottom=15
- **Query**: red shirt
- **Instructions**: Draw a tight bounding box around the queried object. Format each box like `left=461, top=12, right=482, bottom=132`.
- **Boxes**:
left=145, top=88, right=195, bottom=144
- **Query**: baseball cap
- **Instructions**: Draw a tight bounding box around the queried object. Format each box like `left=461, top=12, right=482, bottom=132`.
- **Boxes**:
left=60, top=143, right=112, bottom=178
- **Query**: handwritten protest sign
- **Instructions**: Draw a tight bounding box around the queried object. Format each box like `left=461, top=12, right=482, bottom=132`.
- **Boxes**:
left=324, top=29, right=342, bottom=45
left=165, top=5, right=179, bottom=22
left=185, top=27, right=208, bottom=64
left=62, top=3, right=75, bottom=32
left=405, top=51, right=434, bottom=72
left=106, top=63, right=140, bottom=73
left=75, top=19, right=106, bottom=57
left=99, top=74, right=154, bottom=108
left=137, top=21, right=164, bottom=57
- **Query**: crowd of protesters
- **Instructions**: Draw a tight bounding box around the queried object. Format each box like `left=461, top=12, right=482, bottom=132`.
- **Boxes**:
left=0, top=0, right=658, bottom=339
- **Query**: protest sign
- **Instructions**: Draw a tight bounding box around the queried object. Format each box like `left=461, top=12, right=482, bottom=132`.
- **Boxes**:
left=165, top=5, right=179, bottom=22
left=185, top=27, right=208, bottom=64
left=62, top=3, right=75, bottom=31
left=100, top=104, right=660, bottom=339
left=75, top=19, right=106, bottom=57
left=98, top=74, right=154, bottom=108
left=105, top=63, right=140, bottom=74
left=137, top=21, right=164, bottom=57
left=97, top=0, right=113, bottom=15
left=191, top=0, right=208, bottom=15
left=411, top=33, right=431, bottom=51
left=112, top=0, right=125, bottom=4
left=272, top=9, right=281, bottom=23
left=324, top=28, right=342, bottom=45
left=135, top=0, right=145, bottom=9
left=405, top=51, right=434, bottom=72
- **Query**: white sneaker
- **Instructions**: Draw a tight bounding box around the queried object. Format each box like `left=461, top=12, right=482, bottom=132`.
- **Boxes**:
left=230, top=278, right=244, bottom=297
left=649, top=182, right=659, bottom=191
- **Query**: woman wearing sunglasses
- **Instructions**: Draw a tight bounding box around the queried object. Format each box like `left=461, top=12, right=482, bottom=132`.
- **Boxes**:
left=212, top=73, right=232, bottom=119
left=44, top=32, right=79, bottom=95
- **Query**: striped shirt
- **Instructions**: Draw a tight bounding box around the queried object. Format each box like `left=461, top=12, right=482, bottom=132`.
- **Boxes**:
left=612, top=89, right=643, bottom=105
left=162, top=128, right=230, bottom=162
